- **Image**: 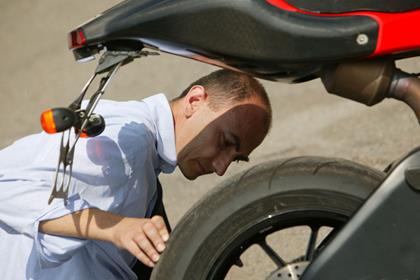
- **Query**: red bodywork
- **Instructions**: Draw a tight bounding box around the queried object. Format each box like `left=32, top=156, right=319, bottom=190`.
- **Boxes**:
left=267, top=0, right=420, bottom=56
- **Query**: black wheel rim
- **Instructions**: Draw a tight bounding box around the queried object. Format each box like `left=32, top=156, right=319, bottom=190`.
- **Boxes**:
left=207, top=210, right=348, bottom=279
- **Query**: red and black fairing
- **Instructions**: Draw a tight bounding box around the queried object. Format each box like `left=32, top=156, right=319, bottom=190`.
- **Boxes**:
left=269, top=0, right=420, bottom=57
left=69, top=0, right=420, bottom=82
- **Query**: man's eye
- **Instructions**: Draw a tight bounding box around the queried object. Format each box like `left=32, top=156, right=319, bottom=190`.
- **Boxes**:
left=221, top=135, right=233, bottom=149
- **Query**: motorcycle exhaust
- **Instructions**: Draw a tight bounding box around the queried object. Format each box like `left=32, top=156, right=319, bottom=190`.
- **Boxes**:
left=321, top=58, right=420, bottom=121
left=389, top=69, right=420, bottom=121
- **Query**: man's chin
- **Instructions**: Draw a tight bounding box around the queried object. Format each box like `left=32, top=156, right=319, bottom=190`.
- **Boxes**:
left=184, top=172, right=198, bottom=180
left=186, top=175, right=197, bottom=181
left=178, top=166, right=199, bottom=180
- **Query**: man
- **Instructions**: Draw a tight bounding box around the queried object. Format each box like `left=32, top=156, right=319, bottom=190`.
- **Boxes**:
left=0, top=69, right=272, bottom=279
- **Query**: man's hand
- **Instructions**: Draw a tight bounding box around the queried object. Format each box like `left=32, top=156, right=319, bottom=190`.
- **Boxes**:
left=112, top=215, right=169, bottom=267
left=39, top=208, right=169, bottom=267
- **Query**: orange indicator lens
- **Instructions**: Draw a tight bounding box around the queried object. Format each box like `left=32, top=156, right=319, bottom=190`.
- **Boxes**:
left=40, top=109, right=57, bottom=134
left=79, top=131, right=89, bottom=138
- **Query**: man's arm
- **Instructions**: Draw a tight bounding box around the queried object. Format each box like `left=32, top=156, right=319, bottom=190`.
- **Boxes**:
left=39, top=208, right=169, bottom=267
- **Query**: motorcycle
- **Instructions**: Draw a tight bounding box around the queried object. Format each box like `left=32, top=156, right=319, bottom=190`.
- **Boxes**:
left=41, top=0, right=420, bottom=279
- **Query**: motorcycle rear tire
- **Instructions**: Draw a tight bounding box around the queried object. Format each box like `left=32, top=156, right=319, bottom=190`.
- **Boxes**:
left=150, top=157, right=385, bottom=280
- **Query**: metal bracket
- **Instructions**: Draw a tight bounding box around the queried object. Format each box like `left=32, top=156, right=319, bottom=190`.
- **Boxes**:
left=48, top=130, right=74, bottom=204
left=95, top=50, right=159, bottom=74
left=48, top=49, right=157, bottom=204
left=48, top=62, right=122, bottom=204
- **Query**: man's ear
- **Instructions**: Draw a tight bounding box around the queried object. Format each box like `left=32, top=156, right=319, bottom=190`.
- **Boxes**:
left=184, top=85, right=207, bottom=118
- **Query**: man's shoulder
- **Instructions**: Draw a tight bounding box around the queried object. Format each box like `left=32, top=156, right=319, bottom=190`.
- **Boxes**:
left=97, top=94, right=170, bottom=124
left=95, top=99, right=147, bottom=118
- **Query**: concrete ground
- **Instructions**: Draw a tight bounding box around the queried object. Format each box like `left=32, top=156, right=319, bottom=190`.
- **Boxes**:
left=1, top=1, right=419, bottom=279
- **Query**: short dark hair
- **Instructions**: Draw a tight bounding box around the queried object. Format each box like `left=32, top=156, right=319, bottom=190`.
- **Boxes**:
left=175, top=69, right=272, bottom=131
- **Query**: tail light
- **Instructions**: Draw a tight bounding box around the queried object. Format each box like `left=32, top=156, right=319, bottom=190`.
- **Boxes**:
left=68, top=29, right=87, bottom=50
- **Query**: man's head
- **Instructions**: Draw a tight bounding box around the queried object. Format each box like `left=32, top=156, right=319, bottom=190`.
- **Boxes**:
left=171, top=69, right=272, bottom=180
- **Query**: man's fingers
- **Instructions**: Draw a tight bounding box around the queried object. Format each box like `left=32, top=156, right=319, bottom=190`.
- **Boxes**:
left=143, top=221, right=166, bottom=253
left=151, top=215, right=170, bottom=242
left=127, top=240, right=155, bottom=267
left=134, top=232, right=160, bottom=263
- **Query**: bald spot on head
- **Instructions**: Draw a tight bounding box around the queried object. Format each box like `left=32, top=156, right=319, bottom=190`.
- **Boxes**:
left=174, top=69, right=272, bottom=135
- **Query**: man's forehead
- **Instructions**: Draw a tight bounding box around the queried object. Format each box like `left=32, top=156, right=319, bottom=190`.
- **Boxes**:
left=207, top=98, right=268, bottom=135
left=224, top=110, right=267, bottom=149
left=225, top=102, right=267, bottom=125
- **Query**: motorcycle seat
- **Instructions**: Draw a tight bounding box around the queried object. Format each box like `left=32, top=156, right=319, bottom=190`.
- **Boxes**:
left=285, top=0, right=420, bottom=13
left=79, top=0, right=379, bottom=82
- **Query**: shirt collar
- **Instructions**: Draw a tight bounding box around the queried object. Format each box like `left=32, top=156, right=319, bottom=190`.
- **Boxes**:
left=142, top=93, right=177, bottom=173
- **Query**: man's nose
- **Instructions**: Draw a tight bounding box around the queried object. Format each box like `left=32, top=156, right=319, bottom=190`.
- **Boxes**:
left=212, top=152, right=233, bottom=176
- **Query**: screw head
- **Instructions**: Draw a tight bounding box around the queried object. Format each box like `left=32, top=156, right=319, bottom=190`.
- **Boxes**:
left=356, top=34, right=369, bottom=45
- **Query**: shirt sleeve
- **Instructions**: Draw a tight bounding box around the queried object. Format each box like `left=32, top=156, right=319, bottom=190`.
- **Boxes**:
left=0, top=178, right=94, bottom=268
left=33, top=194, right=93, bottom=268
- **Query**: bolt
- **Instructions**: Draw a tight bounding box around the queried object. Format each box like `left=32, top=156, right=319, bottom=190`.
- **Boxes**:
left=356, top=34, right=369, bottom=45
